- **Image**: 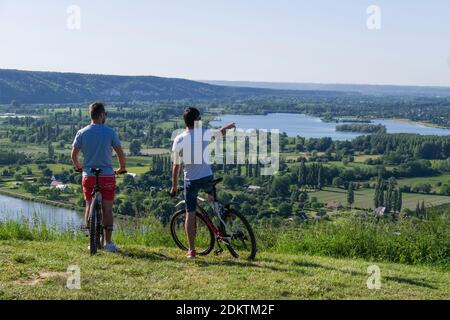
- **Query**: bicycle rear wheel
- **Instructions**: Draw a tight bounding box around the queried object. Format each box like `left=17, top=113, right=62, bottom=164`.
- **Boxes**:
left=221, top=209, right=257, bottom=260
left=170, top=210, right=215, bottom=256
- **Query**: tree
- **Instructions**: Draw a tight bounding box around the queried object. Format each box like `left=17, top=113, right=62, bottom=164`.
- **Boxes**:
left=347, top=182, right=355, bottom=207
left=379, top=187, right=385, bottom=207
left=332, top=177, right=343, bottom=188
left=129, top=140, right=142, bottom=156
left=392, top=189, right=398, bottom=213
left=397, top=191, right=403, bottom=212
left=47, top=143, right=55, bottom=160
left=317, top=165, right=323, bottom=190
left=42, top=167, right=53, bottom=177
left=420, top=201, right=426, bottom=218
left=385, top=177, right=397, bottom=213
left=374, top=182, right=380, bottom=208
left=22, top=181, right=39, bottom=194
left=298, top=192, right=308, bottom=210
left=270, top=176, right=290, bottom=198
left=290, top=186, right=299, bottom=204
left=298, top=160, right=306, bottom=187
left=278, top=203, right=292, bottom=217
left=117, top=200, right=135, bottom=216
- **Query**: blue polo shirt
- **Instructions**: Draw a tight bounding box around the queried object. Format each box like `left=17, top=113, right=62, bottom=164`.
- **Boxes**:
left=72, top=124, right=121, bottom=177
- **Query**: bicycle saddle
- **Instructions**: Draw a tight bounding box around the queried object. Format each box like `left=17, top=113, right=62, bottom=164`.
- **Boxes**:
left=90, top=168, right=103, bottom=175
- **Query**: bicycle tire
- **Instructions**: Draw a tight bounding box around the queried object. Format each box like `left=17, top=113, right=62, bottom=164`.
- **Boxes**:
left=222, top=209, right=257, bottom=260
left=170, top=210, right=215, bottom=256
left=89, top=195, right=101, bottom=255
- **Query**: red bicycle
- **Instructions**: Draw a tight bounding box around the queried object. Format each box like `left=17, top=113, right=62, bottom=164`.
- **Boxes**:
left=170, top=178, right=257, bottom=260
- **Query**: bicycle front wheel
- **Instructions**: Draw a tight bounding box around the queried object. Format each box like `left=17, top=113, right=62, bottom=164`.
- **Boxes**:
left=221, top=209, right=257, bottom=260
left=170, top=210, right=215, bottom=256
left=89, top=196, right=103, bottom=255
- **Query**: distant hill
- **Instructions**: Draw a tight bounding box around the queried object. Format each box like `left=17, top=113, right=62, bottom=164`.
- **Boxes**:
left=203, top=80, right=450, bottom=97
left=0, top=69, right=341, bottom=104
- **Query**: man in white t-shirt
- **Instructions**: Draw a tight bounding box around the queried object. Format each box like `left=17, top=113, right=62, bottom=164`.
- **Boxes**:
left=170, top=107, right=235, bottom=259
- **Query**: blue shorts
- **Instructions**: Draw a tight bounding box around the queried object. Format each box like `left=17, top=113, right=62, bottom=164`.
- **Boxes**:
left=184, top=175, right=214, bottom=212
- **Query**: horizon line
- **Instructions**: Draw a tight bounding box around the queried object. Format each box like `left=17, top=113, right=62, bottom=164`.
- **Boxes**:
left=1, top=67, right=450, bottom=90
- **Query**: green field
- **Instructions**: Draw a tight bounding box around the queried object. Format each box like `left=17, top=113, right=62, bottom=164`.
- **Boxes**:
left=311, top=187, right=450, bottom=209
left=353, top=154, right=382, bottom=163
left=1, top=240, right=448, bottom=300
left=398, top=174, right=450, bottom=191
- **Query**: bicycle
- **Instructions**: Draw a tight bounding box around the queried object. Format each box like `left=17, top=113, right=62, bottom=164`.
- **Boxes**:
left=170, top=177, right=257, bottom=260
left=77, top=168, right=126, bottom=255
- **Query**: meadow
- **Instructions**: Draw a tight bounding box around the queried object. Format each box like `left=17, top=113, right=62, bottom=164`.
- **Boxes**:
left=0, top=214, right=448, bottom=300
left=311, top=187, right=450, bottom=210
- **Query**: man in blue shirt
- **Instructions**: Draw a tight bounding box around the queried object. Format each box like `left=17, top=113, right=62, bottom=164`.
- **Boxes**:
left=71, top=102, right=127, bottom=253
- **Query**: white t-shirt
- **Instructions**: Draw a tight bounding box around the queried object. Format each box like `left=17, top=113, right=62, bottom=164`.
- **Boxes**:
left=172, top=128, right=213, bottom=181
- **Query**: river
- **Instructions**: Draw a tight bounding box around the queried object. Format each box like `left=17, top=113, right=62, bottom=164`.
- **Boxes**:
left=0, top=194, right=83, bottom=231
left=209, top=113, right=450, bottom=140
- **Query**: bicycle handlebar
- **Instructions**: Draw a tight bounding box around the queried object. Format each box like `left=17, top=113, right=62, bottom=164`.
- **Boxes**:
left=168, top=186, right=184, bottom=198
left=74, top=168, right=128, bottom=175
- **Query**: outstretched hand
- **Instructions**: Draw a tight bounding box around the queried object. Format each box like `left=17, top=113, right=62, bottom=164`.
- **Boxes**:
left=224, top=122, right=236, bottom=130
left=220, top=122, right=236, bottom=136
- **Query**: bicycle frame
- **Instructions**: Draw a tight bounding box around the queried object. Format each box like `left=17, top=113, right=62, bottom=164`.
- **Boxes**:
left=91, top=171, right=103, bottom=220
left=171, top=178, right=257, bottom=260
left=175, top=187, right=230, bottom=242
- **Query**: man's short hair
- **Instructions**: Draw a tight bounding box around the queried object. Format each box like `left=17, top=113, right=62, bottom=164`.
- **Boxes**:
left=89, top=102, right=106, bottom=120
left=183, top=107, right=201, bottom=128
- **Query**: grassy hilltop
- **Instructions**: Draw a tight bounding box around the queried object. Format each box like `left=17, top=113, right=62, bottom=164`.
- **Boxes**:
left=0, top=216, right=448, bottom=300
left=1, top=240, right=449, bottom=300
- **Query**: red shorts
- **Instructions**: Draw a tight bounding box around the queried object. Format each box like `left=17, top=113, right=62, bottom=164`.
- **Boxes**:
left=82, top=176, right=116, bottom=202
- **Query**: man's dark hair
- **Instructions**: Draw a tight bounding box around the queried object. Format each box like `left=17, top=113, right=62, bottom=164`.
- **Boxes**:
left=183, top=107, right=201, bottom=128
left=89, top=102, right=106, bottom=120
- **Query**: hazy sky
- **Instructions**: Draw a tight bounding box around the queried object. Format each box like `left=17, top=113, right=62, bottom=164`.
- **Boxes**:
left=0, top=0, right=449, bottom=86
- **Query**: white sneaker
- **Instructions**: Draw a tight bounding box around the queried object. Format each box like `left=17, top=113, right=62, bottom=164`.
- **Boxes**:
left=104, top=242, right=119, bottom=253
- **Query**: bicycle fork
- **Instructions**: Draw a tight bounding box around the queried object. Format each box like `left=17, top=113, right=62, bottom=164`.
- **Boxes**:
left=206, top=201, right=233, bottom=256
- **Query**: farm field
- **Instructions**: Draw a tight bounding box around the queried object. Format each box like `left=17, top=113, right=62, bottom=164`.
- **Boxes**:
left=311, top=187, right=450, bottom=210
left=397, top=174, right=450, bottom=191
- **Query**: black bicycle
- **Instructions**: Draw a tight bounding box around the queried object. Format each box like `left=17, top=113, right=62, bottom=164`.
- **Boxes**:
left=79, top=168, right=126, bottom=255
left=170, top=178, right=257, bottom=260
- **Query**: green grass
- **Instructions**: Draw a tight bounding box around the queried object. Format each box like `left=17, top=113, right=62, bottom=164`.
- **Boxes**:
left=139, top=148, right=170, bottom=156
left=0, top=240, right=449, bottom=300
left=398, top=174, right=450, bottom=191
left=326, top=161, right=374, bottom=170
left=0, top=214, right=448, bottom=300
left=312, top=187, right=450, bottom=209
left=272, top=216, right=450, bottom=266
left=353, top=154, right=382, bottom=163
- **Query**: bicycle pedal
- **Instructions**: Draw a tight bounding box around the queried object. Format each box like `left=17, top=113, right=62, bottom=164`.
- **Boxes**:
left=214, top=249, right=224, bottom=256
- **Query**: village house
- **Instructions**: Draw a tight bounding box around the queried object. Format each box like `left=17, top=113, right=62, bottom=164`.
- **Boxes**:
left=326, top=200, right=344, bottom=211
